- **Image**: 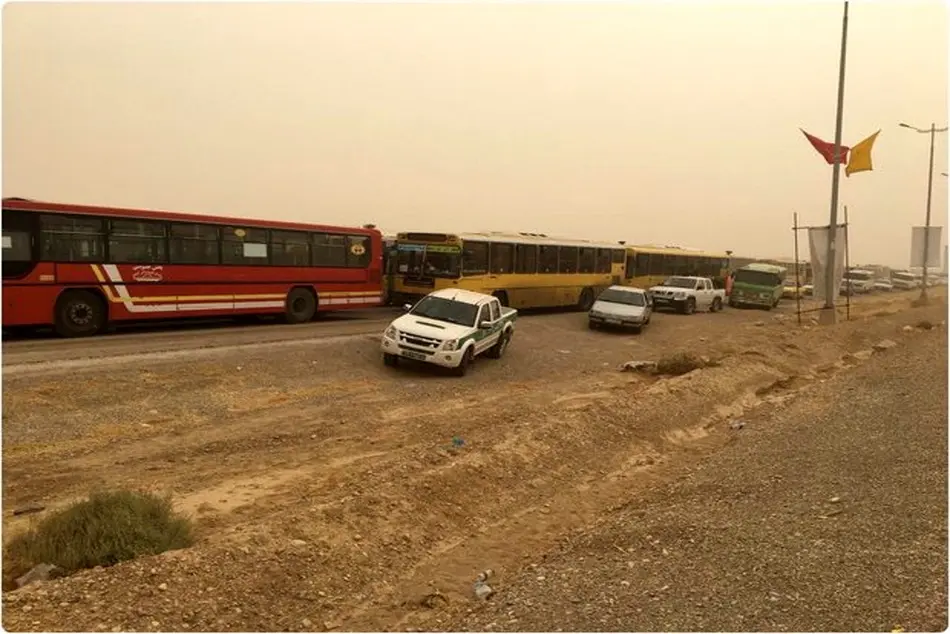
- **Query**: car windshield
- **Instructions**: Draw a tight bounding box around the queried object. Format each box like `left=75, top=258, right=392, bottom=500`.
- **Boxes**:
left=892, top=272, right=914, bottom=280
left=409, top=296, right=478, bottom=327
left=661, top=277, right=697, bottom=288
left=597, top=289, right=646, bottom=306
left=734, top=270, right=782, bottom=287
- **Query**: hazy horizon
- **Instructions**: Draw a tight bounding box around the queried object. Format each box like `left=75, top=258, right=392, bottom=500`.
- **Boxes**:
left=3, top=1, right=948, bottom=268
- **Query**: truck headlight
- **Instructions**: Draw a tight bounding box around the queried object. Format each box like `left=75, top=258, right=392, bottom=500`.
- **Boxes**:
left=384, top=326, right=398, bottom=340
left=674, top=292, right=687, bottom=299
left=443, top=339, right=459, bottom=351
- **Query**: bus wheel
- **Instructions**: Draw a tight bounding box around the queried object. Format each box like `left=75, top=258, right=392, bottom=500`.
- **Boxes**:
left=54, top=290, right=106, bottom=338
left=492, top=291, right=509, bottom=307
left=285, top=288, right=317, bottom=324
left=578, top=287, right=595, bottom=311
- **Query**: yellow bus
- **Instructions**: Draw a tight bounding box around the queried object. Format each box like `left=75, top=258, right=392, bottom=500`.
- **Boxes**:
left=621, top=245, right=732, bottom=289
left=391, top=231, right=627, bottom=310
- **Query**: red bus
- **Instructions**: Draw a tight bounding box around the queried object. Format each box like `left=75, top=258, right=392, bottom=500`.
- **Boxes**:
left=2, top=197, right=383, bottom=337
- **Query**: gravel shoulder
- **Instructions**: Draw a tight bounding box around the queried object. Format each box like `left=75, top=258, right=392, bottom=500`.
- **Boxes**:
left=1, top=291, right=945, bottom=632
left=433, top=323, right=949, bottom=633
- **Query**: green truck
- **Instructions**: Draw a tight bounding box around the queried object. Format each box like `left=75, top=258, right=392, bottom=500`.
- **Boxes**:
left=729, top=262, right=786, bottom=310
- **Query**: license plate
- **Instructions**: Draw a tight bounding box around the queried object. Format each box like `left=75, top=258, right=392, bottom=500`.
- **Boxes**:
left=401, top=350, right=426, bottom=361
left=606, top=318, right=621, bottom=324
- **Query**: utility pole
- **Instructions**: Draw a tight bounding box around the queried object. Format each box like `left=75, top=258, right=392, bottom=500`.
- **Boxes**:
left=820, top=0, right=850, bottom=325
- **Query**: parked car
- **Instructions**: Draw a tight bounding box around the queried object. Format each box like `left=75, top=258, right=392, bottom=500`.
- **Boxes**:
left=649, top=276, right=725, bottom=314
left=588, top=285, right=653, bottom=333
left=872, top=280, right=894, bottom=292
left=380, top=288, right=517, bottom=376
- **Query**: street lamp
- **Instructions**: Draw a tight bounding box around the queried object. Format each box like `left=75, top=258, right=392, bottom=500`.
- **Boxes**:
left=899, top=122, right=948, bottom=301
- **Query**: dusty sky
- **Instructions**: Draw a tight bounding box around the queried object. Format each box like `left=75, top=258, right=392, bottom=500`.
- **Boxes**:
left=3, top=1, right=948, bottom=267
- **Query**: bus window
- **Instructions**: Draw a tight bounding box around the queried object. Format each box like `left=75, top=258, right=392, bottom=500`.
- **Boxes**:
left=515, top=244, right=538, bottom=274
left=171, top=223, right=220, bottom=265
left=612, top=249, right=625, bottom=264
left=312, top=233, right=347, bottom=267
left=558, top=246, right=579, bottom=274
left=635, top=252, right=650, bottom=277
left=462, top=241, right=489, bottom=276
left=625, top=255, right=636, bottom=278
left=40, top=214, right=106, bottom=263
left=490, top=243, right=515, bottom=274
left=649, top=254, right=666, bottom=276
left=578, top=247, right=596, bottom=273
left=109, top=219, right=168, bottom=264
left=595, top=248, right=611, bottom=273
left=539, top=245, right=558, bottom=273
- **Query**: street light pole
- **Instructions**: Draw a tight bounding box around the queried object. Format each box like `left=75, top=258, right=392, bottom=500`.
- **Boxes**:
left=899, top=121, right=948, bottom=303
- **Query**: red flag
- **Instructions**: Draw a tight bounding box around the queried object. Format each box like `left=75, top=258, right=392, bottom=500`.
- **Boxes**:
left=800, top=129, right=850, bottom=165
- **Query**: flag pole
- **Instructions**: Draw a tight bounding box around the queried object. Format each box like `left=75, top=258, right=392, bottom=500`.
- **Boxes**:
left=820, top=0, right=850, bottom=325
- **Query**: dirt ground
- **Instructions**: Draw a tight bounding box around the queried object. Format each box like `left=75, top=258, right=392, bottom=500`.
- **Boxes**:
left=1, top=290, right=946, bottom=632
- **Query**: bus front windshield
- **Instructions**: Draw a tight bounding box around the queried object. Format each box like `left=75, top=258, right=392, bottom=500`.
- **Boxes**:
left=734, top=270, right=783, bottom=287
left=396, top=245, right=461, bottom=278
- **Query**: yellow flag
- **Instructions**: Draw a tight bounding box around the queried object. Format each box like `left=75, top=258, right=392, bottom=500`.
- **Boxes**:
left=845, top=130, right=881, bottom=177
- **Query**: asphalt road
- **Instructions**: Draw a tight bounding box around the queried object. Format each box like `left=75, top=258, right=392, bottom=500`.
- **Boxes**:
left=440, top=328, right=949, bottom=632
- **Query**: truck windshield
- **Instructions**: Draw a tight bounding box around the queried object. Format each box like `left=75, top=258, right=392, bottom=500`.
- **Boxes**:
left=597, top=289, right=646, bottom=306
left=734, top=270, right=782, bottom=287
left=409, top=296, right=478, bottom=327
left=661, top=277, right=697, bottom=288
left=396, top=245, right=461, bottom=278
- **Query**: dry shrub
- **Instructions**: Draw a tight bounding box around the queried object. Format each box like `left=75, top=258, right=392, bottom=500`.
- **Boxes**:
left=4, top=490, right=193, bottom=582
left=655, top=352, right=707, bottom=376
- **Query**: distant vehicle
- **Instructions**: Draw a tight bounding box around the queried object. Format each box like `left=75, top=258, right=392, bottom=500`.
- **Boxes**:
left=588, top=285, right=653, bottom=333
left=389, top=232, right=626, bottom=311
left=729, top=263, right=786, bottom=310
left=841, top=268, right=876, bottom=294
left=620, top=245, right=731, bottom=292
left=2, top=197, right=383, bottom=337
left=890, top=270, right=920, bottom=290
left=872, top=280, right=894, bottom=292
left=648, top=276, right=724, bottom=314
left=380, top=288, right=517, bottom=376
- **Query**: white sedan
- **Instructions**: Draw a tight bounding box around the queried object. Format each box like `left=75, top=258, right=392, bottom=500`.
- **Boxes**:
left=588, top=286, right=653, bottom=333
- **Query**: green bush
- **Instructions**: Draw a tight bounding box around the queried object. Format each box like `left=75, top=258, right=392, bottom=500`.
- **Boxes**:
left=5, top=490, right=193, bottom=578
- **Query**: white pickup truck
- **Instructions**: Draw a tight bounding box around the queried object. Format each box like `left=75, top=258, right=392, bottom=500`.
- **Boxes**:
left=648, top=276, right=725, bottom=314
left=380, top=288, right=517, bottom=376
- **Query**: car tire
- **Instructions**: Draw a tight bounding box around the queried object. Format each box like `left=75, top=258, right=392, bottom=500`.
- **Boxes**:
left=683, top=298, right=696, bottom=315
left=487, top=331, right=510, bottom=359
left=452, top=347, right=474, bottom=377
left=383, top=353, right=399, bottom=367
left=631, top=325, right=642, bottom=334
left=710, top=297, right=722, bottom=312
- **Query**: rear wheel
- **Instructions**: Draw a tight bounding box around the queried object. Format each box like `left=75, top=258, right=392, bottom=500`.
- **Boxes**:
left=492, top=291, right=510, bottom=308
left=577, top=287, right=595, bottom=311
left=487, top=330, right=511, bottom=359
left=452, top=347, right=474, bottom=377
left=285, top=288, right=317, bottom=324
left=710, top=297, right=722, bottom=312
left=54, top=290, right=106, bottom=338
